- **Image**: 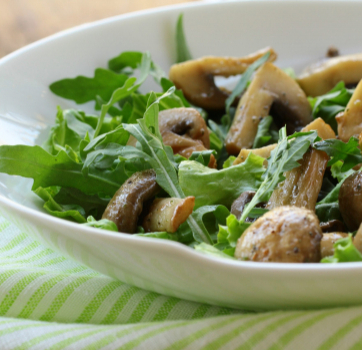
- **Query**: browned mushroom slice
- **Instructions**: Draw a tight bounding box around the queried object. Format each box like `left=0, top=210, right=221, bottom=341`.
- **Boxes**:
left=338, top=172, right=362, bottom=231
left=320, top=220, right=346, bottom=233
left=267, top=148, right=329, bottom=211
left=142, top=197, right=195, bottom=233
left=336, top=79, right=362, bottom=142
left=353, top=223, right=362, bottom=253
left=169, top=47, right=277, bottom=110
left=230, top=191, right=266, bottom=222
left=225, top=62, right=312, bottom=154
left=234, top=206, right=322, bottom=263
left=102, top=170, right=160, bottom=233
left=159, top=108, right=216, bottom=168
left=297, top=53, right=362, bottom=97
left=320, top=232, right=349, bottom=258
left=233, top=118, right=335, bottom=165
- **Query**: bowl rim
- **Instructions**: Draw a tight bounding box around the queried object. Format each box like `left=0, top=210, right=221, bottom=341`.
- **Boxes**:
left=0, top=0, right=361, bottom=272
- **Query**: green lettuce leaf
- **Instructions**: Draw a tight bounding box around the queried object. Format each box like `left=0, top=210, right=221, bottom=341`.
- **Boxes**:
left=252, top=115, right=279, bottom=149
left=82, top=216, right=118, bottom=231
left=321, top=235, right=362, bottom=263
left=34, top=187, right=86, bottom=223
left=179, top=152, right=265, bottom=209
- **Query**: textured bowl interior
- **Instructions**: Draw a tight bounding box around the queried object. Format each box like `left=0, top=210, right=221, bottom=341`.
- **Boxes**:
left=1, top=0, right=362, bottom=311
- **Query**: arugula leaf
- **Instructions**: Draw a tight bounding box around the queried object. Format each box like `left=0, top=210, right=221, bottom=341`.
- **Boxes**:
left=240, top=129, right=319, bottom=222
left=252, top=116, right=279, bottom=149
left=179, top=152, right=265, bottom=209
left=225, top=52, right=270, bottom=115
left=175, top=13, right=192, bottom=63
left=321, top=235, right=362, bottom=263
left=0, top=145, right=124, bottom=197
left=49, top=68, right=129, bottom=104
left=108, top=51, right=143, bottom=72
left=124, top=89, right=213, bottom=244
left=313, top=137, right=362, bottom=171
left=309, top=81, right=353, bottom=133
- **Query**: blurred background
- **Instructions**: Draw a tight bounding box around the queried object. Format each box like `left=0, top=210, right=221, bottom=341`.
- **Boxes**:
left=0, top=0, right=199, bottom=57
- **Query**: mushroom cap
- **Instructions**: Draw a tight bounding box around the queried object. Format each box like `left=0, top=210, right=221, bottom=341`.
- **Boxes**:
left=234, top=206, right=322, bottom=263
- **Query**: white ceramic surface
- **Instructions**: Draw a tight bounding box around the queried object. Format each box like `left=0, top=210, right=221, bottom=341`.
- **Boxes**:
left=1, top=0, right=362, bottom=311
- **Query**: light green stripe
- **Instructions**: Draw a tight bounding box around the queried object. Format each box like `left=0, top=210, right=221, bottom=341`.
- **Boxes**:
left=48, top=328, right=110, bottom=350
left=0, top=322, right=54, bottom=338
left=164, top=314, right=260, bottom=350
left=152, top=298, right=180, bottom=321
left=101, top=286, right=140, bottom=324
left=191, top=304, right=211, bottom=319
left=118, top=316, right=244, bottom=350
left=1, top=248, right=54, bottom=265
left=318, top=310, right=362, bottom=350
left=349, top=337, right=362, bottom=350
left=14, top=325, right=95, bottom=350
left=126, top=292, right=159, bottom=324
left=39, top=276, right=93, bottom=321
left=17, top=274, right=70, bottom=319
left=0, top=233, right=27, bottom=252
left=198, top=313, right=281, bottom=350
left=36, top=256, right=68, bottom=268
left=0, top=272, right=45, bottom=315
left=76, top=281, right=121, bottom=323
left=87, top=324, right=154, bottom=350
left=2, top=241, right=40, bottom=259
left=236, top=312, right=309, bottom=350
left=269, top=309, right=342, bottom=350
left=0, top=220, right=11, bottom=231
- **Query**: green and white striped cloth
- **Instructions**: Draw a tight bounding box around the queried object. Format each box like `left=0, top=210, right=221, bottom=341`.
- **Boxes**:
left=0, top=215, right=362, bottom=349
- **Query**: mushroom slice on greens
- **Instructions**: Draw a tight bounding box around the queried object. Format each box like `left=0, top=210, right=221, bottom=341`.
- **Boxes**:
left=225, top=62, right=312, bottom=154
left=169, top=47, right=277, bottom=110
left=297, top=52, right=362, bottom=97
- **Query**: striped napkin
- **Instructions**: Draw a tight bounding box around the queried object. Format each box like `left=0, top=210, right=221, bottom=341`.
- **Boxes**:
left=0, top=215, right=362, bottom=349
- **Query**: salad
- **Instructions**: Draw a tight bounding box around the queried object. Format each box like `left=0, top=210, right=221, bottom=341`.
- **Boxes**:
left=1, top=14, right=362, bottom=264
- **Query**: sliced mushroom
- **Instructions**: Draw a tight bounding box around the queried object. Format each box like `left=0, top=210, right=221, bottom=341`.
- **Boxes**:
left=102, top=170, right=160, bottom=233
left=230, top=191, right=266, bottom=222
left=142, top=197, right=195, bottom=233
left=159, top=108, right=216, bottom=167
left=353, top=223, right=362, bottom=253
left=234, top=206, right=322, bottom=263
left=267, top=148, right=329, bottom=211
left=225, top=62, right=312, bottom=154
left=169, top=47, right=277, bottom=110
left=320, top=220, right=346, bottom=233
left=320, top=232, right=349, bottom=258
left=297, top=52, right=362, bottom=97
left=336, top=79, right=362, bottom=142
left=339, top=172, right=362, bottom=231
left=233, top=118, right=335, bottom=165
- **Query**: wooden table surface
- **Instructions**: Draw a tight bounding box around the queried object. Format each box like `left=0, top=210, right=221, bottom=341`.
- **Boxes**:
left=0, top=0, right=197, bottom=58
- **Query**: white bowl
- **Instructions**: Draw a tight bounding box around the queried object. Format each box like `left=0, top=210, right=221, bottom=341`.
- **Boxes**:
left=1, top=0, right=362, bottom=311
